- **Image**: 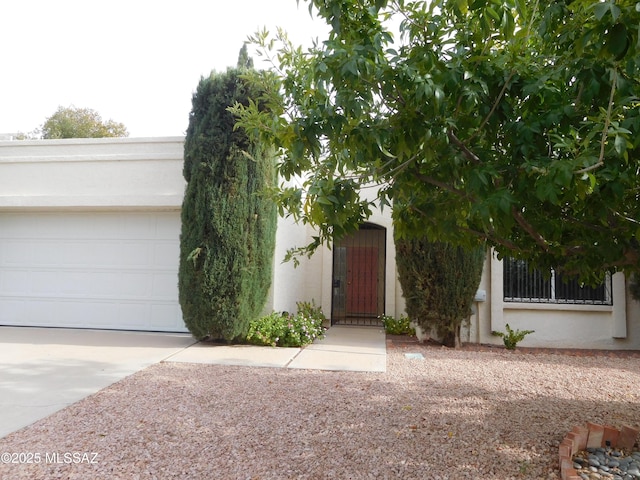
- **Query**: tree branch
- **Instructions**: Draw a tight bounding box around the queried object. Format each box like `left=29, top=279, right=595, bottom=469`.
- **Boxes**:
left=468, top=70, right=516, bottom=143
left=575, top=68, right=617, bottom=175
left=413, top=170, right=475, bottom=200
left=447, top=129, right=482, bottom=164
left=511, top=206, right=550, bottom=251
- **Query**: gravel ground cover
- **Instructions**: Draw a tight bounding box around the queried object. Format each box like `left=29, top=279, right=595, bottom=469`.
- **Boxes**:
left=0, top=341, right=638, bottom=480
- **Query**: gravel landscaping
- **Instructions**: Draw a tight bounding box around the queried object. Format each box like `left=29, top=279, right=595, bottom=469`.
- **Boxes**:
left=0, top=341, right=639, bottom=479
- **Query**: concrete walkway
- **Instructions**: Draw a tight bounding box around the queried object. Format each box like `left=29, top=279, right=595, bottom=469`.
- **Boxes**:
left=0, top=325, right=386, bottom=438
left=166, top=325, right=387, bottom=373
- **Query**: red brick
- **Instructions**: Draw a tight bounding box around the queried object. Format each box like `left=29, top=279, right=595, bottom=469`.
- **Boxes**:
left=571, top=425, right=589, bottom=451
left=565, top=432, right=580, bottom=456
left=618, top=425, right=640, bottom=450
left=559, top=441, right=572, bottom=462
left=586, top=422, right=605, bottom=448
left=560, top=457, right=574, bottom=479
left=602, top=425, right=620, bottom=448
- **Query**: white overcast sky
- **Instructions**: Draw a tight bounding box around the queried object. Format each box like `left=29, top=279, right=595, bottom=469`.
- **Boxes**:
left=1, top=0, right=328, bottom=137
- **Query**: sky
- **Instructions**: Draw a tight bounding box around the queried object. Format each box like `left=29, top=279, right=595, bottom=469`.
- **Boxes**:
left=1, top=0, right=328, bottom=138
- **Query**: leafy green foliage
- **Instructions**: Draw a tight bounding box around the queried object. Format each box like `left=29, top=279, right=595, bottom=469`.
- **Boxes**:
left=40, top=106, right=128, bottom=138
left=234, top=0, right=640, bottom=285
left=246, top=301, right=326, bottom=347
left=178, top=63, right=277, bottom=342
left=379, top=314, right=415, bottom=336
left=492, top=324, right=535, bottom=350
left=395, top=238, right=485, bottom=347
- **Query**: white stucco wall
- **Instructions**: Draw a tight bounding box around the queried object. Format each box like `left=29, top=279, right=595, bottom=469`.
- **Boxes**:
left=0, top=137, right=185, bottom=209
left=482, top=251, right=639, bottom=350
left=268, top=181, right=405, bottom=321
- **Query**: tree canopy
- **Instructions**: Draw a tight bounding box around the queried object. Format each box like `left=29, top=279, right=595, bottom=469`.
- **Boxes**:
left=233, top=0, right=640, bottom=283
left=40, top=106, right=128, bottom=139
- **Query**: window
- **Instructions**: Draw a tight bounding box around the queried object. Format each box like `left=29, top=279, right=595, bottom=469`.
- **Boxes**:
left=503, top=258, right=612, bottom=305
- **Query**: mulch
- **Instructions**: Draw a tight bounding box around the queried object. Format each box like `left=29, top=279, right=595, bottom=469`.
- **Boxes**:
left=385, top=334, right=640, bottom=358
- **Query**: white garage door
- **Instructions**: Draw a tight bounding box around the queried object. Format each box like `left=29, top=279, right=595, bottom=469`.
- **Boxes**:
left=0, top=211, right=188, bottom=332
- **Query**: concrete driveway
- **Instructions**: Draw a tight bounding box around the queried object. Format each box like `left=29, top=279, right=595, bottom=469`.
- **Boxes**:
left=0, top=325, right=386, bottom=439
left=0, top=326, right=196, bottom=438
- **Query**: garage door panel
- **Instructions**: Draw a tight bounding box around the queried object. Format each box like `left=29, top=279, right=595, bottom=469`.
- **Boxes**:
left=0, top=299, right=26, bottom=322
left=119, top=273, right=153, bottom=297
left=120, top=215, right=156, bottom=237
left=117, top=242, right=154, bottom=266
left=155, top=215, right=181, bottom=238
left=154, top=243, right=179, bottom=267
left=2, top=241, right=30, bottom=265
left=151, top=304, right=183, bottom=329
left=31, top=242, right=65, bottom=266
left=0, top=212, right=187, bottom=332
left=152, top=273, right=179, bottom=300
left=58, top=272, right=90, bottom=295
left=0, top=270, right=29, bottom=293
left=29, top=270, right=64, bottom=295
left=56, top=242, right=104, bottom=265
left=118, top=303, right=152, bottom=329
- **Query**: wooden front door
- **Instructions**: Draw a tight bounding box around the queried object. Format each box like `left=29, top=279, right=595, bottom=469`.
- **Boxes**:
left=346, top=247, right=378, bottom=315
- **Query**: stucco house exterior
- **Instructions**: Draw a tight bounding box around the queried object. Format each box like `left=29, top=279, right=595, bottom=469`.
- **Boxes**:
left=0, top=136, right=638, bottom=350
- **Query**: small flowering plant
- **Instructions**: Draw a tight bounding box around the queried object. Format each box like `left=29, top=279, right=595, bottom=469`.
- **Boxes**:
left=379, top=314, right=415, bottom=336
left=246, top=301, right=326, bottom=347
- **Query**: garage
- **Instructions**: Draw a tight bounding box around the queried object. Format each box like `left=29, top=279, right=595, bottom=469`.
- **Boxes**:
left=0, top=212, right=186, bottom=332
left=0, top=211, right=187, bottom=332
left=0, top=136, right=189, bottom=333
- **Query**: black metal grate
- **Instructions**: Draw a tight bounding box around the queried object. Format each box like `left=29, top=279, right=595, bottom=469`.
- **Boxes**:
left=503, top=257, right=612, bottom=305
left=332, top=316, right=384, bottom=327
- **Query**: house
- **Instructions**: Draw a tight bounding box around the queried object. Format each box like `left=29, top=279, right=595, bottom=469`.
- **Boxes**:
left=0, top=136, right=638, bottom=350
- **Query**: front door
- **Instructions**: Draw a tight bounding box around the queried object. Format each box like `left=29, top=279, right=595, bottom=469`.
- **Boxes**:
left=331, top=224, right=385, bottom=325
left=346, top=246, right=378, bottom=315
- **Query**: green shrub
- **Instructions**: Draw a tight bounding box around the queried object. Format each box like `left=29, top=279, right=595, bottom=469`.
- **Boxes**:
left=246, top=301, right=326, bottom=347
left=379, top=314, right=415, bottom=336
left=245, top=312, right=285, bottom=347
left=492, top=324, right=535, bottom=350
left=395, top=236, right=485, bottom=347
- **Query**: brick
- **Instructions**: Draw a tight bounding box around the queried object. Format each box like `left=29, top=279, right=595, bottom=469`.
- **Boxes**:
left=571, top=425, right=589, bottom=451
left=586, top=422, right=605, bottom=448
left=565, top=432, right=580, bottom=456
left=618, top=425, right=640, bottom=450
left=559, top=441, right=572, bottom=462
left=602, top=425, right=620, bottom=448
left=561, top=457, right=574, bottom=479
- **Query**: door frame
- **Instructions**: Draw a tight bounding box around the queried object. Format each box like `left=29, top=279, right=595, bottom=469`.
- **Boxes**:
left=331, top=223, right=386, bottom=325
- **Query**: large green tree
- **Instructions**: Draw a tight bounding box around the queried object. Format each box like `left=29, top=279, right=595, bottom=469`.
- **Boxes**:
left=40, top=106, right=128, bottom=138
left=178, top=65, right=277, bottom=342
left=234, top=0, right=640, bottom=284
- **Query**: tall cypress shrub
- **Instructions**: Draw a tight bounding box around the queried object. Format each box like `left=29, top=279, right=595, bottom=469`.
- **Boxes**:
left=395, top=236, right=485, bottom=348
left=179, top=66, right=277, bottom=341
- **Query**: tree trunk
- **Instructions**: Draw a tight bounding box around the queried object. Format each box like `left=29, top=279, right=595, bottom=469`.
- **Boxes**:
left=440, top=324, right=461, bottom=348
